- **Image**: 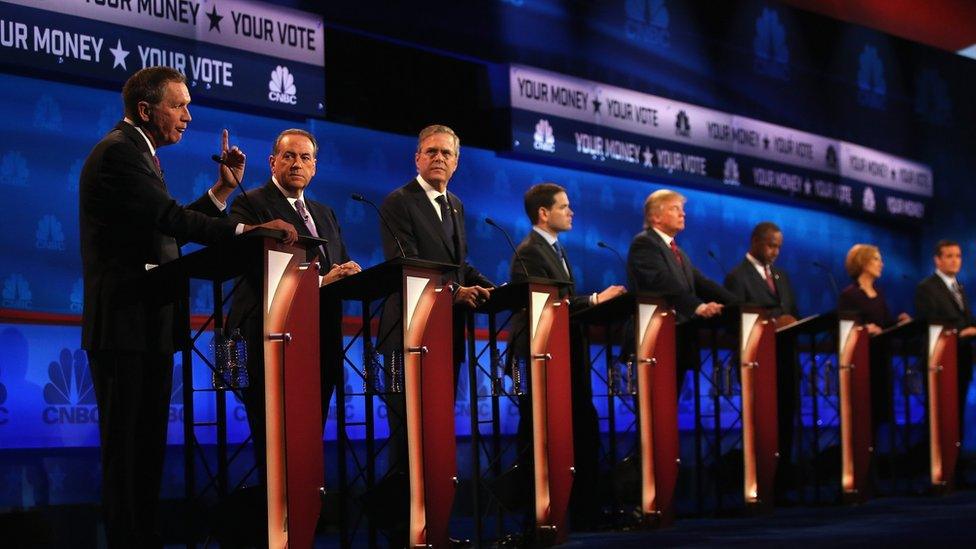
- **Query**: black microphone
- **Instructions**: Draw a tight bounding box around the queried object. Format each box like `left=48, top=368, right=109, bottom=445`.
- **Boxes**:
left=484, top=217, right=529, bottom=279
left=707, top=249, right=728, bottom=277
left=597, top=241, right=626, bottom=272
left=211, top=154, right=262, bottom=218
left=812, top=260, right=840, bottom=298
left=351, top=193, right=405, bottom=258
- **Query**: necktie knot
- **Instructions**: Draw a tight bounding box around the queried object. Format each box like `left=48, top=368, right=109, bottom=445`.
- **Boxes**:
left=669, top=239, right=684, bottom=267
left=294, top=199, right=318, bottom=238
left=764, top=264, right=777, bottom=295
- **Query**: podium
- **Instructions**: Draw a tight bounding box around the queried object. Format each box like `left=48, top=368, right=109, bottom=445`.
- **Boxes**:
left=837, top=312, right=871, bottom=501
left=148, top=230, right=324, bottom=547
left=924, top=323, right=960, bottom=490
left=686, top=304, right=778, bottom=512
left=572, top=294, right=679, bottom=527
left=872, top=320, right=961, bottom=494
left=467, top=278, right=574, bottom=545
left=738, top=305, right=779, bottom=509
left=323, top=257, right=457, bottom=548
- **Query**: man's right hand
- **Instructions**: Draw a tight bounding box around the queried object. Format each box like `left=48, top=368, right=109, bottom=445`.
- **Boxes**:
left=597, top=285, right=627, bottom=304
left=455, top=285, right=492, bottom=308
left=694, top=302, right=724, bottom=318
left=244, top=219, right=298, bottom=245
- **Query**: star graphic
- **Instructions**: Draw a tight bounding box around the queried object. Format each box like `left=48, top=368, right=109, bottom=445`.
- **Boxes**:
left=592, top=98, right=602, bottom=114
left=762, top=136, right=770, bottom=150
left=207, top=5, right=224, bottom=32
left=642, top=147, right=654, bottom=167
left=109, top=39, right=129, bottom=70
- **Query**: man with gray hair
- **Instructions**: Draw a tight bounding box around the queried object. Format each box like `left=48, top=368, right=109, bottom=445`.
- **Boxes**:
left=80, top=66, right=296, bottom=547
left=226, top=128, right=360, bottom=486
left=379, top=124, right=494, bottom=369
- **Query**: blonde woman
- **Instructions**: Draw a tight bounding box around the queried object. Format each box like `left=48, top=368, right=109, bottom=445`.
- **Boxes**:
left=838, top=244, right=911, bottom=335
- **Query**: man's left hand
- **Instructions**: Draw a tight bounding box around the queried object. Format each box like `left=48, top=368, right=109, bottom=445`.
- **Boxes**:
left=321, top=261, right=363, bottom=286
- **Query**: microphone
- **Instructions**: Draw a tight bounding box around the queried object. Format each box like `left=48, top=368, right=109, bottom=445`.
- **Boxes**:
left=707, top=249, right=728, bottom=277
left=812, top=260, right=840, bottom=298
left=211, top=154, right=261, bottom=218
left=484, top=217, right=529, bottom=279
left=597, top=241, right=627, bottom=271
left=351, top=193, right=405, bottom=258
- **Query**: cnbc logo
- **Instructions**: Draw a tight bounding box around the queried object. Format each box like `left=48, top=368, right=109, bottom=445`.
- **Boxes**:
left=533, top=119, right=556, bottom=152
left=268, top=65, right=298, bottom=105
left=42, top=348, right=98, bottom=424
left=752, top=7, right=789, bottom=80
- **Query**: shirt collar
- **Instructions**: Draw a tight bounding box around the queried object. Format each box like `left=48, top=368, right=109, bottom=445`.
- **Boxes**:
left=271, top=175, right=303, bottom=204
left=416, top=175, right=446, bottom=201
left=652, top=227, right=674, bottom=247
left=935, top=269, right=958, bottom=288
left=123, top=118, right=155, bottom=156
left=746, top=253, right=766, bottom=269
left=532, top=226, right=559, bottom=246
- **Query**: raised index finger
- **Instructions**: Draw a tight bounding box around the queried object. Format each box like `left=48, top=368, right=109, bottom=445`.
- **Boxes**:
left=221, top=129, right=229, bottom=153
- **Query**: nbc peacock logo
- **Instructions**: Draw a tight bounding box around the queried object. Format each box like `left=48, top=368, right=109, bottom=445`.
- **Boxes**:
left=268, top=65, right=298, bottom=105
left=42, top=348, right=98, bottom=424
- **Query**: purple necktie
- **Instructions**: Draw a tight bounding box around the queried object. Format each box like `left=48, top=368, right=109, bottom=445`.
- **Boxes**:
left=294, top=199, right=318, bottom=237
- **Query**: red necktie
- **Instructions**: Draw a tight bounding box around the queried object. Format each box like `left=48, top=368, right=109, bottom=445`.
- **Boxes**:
left=152, top=155, right=161, bottom=172
left=764, top=264, right=777, bottom=295
left=670, top=239, right=683, bottom=267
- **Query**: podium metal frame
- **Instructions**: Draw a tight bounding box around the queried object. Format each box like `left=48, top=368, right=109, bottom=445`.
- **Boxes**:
left=465, top=278, right=574, bottom=545
left=149, top=231, right=323, bottom=547
left=572, top=294, right=679, bottom=527
left=687, top=305, right=778, bottom=513
left=323, top=257, right=458, bottom=548
left=776, top=312, right=842, bottom=504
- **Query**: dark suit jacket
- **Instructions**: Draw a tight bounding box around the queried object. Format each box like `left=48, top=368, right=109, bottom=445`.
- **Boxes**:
left=379, top=178, right=492, bottom=287
left=510, top=230, right=587, bottom=311
left=915, top=273, right=974, bottom=329
left=508, top=230, right=587, bottom=356
left=225, top=179, right=350, bottom=333
left=377, top=177, right=492, bottom=358
left=724, top=257, right=798, bottom=318
left=626, top=229, right=735, bottom=323
left=79, top=121, right=235, bottom=353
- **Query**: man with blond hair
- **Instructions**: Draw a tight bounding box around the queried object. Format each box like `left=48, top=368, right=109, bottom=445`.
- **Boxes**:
left=627, top=189, right=733, bottom=322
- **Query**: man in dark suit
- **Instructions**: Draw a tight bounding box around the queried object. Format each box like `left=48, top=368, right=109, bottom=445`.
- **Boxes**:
left=226, top=128, right=361, bottom=477
left=627, top=188, right=735, bottom=393
left=627, top=189, right=734, bottom=322
left=378, top=124, right=493, bottom=371
left=725, top=222, right=800, bottom=500
left=724, top=222, right=798, bottom=325
left=509, top=183, right=625, bottom=528
left=915, top=239, right=976, bottom=442
left=373, top=126, right=492, bottom=536
left=79, top=67, right=296, bottom=548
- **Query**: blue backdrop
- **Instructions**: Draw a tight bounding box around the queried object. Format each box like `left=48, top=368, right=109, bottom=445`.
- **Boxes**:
left=0, top=71, right=941, bottom=452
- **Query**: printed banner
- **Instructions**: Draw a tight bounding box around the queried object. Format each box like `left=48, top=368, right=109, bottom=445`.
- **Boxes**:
left=510, top=64, right=932, bottom=221
left=0, top=0, right=324, bottom=116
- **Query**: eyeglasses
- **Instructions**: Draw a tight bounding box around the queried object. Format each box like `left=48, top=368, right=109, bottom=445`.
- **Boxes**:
left=421, top=147, right=456, bottom=160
